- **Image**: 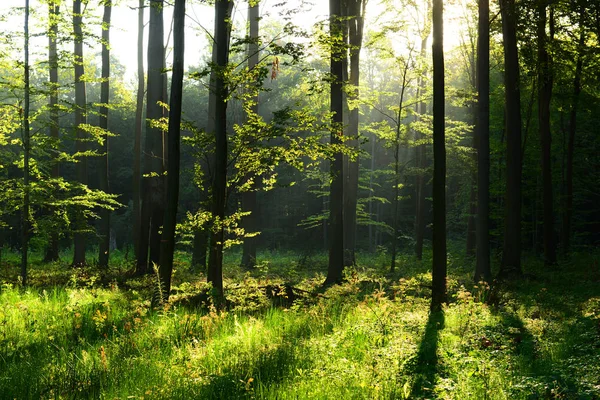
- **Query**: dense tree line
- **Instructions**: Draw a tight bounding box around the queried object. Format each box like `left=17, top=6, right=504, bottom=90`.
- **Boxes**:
left=0, top=0, right=598, bottom=306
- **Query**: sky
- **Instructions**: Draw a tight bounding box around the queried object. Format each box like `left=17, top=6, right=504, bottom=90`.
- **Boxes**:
left=0, top=0, right=469, bottom=85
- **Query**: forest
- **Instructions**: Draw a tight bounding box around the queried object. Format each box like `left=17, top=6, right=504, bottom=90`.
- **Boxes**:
left=0, top=0, right=599, bottom=398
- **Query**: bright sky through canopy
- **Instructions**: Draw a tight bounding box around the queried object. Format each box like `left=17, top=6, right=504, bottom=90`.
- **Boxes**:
left=0, top=0, right=469, bottom=85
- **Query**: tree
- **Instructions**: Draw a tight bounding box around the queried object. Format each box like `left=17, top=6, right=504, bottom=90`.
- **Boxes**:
left=136, top=0, right=165, bottom=275
left=414, top=2, right=430, bottom=261
left=207, top=0, right=233, bottom=302
left=21, top=0, right=31, bottom=285
left=431, top=0, right=446, bottom=309
left=325, top=0, right=345, bottom=285
left=73, top=0, right=88, bottom=267
left=537, top=2, right=556, bottom=266
left=240, top=0, right=260, bottom=270
left=158, top=0, right=185, bottom=302
left=133, top=0, right=144, bottom=260
left=98, top=0, right=112, bottom=268
left=343, top=0, right=366, bottom=267
left=43, top=0, right=60, bottom=263
left=563, top=4, right=585, bottom=254
left=474, top=0, right=491, bottom=282
left=499, top=0, right=522, bottom=277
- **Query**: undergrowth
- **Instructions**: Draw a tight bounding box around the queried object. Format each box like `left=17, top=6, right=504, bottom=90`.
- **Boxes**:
left=0, top=247, right=599, bottom=399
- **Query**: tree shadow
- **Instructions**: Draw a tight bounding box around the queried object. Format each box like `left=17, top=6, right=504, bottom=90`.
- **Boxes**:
left=408, top=309, right=445, bottom=398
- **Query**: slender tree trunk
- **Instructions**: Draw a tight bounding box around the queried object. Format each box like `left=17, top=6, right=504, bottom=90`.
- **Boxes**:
left=158, top=0, right=185, bottom=302
left=44, top=0, right=60, bottom=263
left=343, top=0, right=365, bottom=267
left=431, top=0, right=446, bottom=310
left=537, top=2, right=556, bottom=266
left=325, top=0, right=345, bottom=285
left=133, top=0, right=144, bottom=260
left=563, top=6, right=585, bottom=254
left=475, top=0, right=491, bottom=282
left=73, top=0, right=88, bottom=267
left=98, top=0, right=112, bottom=268
left=499, top=0, right=522, bottom=277
left=368, top=132, right=375, bottom=253
left=241, top=1, right=260, bottom=270
left=21, top=0, right=31, bottom=285
left=207, top=0, right=233, bottom=303
left=414, top=3, right=430, bottom=261
left=136, top=0, right=165, bottom=275
left=391, top=66, right=409, bottom=273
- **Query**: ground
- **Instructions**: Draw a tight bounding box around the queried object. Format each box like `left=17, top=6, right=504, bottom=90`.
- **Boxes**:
left=0, top=247, right=599, bottom=399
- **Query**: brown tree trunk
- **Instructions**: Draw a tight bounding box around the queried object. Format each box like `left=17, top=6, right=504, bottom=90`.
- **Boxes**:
left=98, top=0, right=112, bottom=268
left=499, top=0, right=522, bottom=277
left=44, top=0, right=60, bottom=263
left=475, top=0, right=491, bottom=283
left=431, top=0, right=447, bottom=310
left=133, top=0, right=144, bottom=260
left=136, top=0, right=165, bottom=275
left=391, top=65, right=409, bottom=273
left=325, top=0, right=345, bottom=285
left=73, top=0, right=88, bottom=267
left=241, top=1, right=260, bottom=270
left=158, top=0, right=185, bottom=302
left=207, top=0, right=233, bottom=303
left=22, top=0, right=31, bottom=285
left=563, top=6, right=585, bottom=254
left=414, top=3, right=430, bottom=261
left=343, top=0, right=365, bottom=267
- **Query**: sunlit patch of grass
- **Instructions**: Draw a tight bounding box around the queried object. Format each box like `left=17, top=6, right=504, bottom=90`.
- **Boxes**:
left=0, top=247, right=598, bottom=399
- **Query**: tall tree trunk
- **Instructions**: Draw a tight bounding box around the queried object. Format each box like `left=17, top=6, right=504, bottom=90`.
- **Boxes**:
left=207, top=0, right=233, bottom=303
left=563, top=6, right=585, bottom=254
left=537, top=3, right=556, bottom=266
left=44, top=0, right=60, bottom=263
left=133, top=0, right=144, bottom=260
left=22, top=0, right=31, bottom=285
left=241, top=0, right=260, bottom=270
left=136, top=0, right=165, bottom=275
left=343, top=0, right=365, bottom=267
left=191, top=227, right=208, bottom=270
left=368, top=132, right=375, bottom=253
left=499, top=0, right=522, bottom=277
left=158, top=0, right=185, bottom=302
left=98, top=0, right=112, bottom=268
left=391, top=66, right=409, bottom=273
left=73, top=0, right=88, bottom=267
left=475, top=0, right=491, bottom=282
left=414, top=2, right=430, bottom=261
left=431, top=0, right=446, bottom=310
left=325, top=0, right=345, bottom=285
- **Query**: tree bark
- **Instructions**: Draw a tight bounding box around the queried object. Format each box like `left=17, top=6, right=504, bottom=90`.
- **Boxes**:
left=44, top=0, right=60, bottom=263
left=158, top=0, right=185, bottom=302
left=563, top=6, right=585, bottom=254
left=241, top=0, right=260, bottom=270
left=325, top=0, right=345, bottom=285
left=136, top=0, right=165, bottom=275
left=133, top=0, right=144, bottom=260
left=343, top=0, right=365, bottom=267
left=391, top=65, right=409, bottom=273
left=431, top=0, right=446, bottom=310
left=499, top=0, right=522, bottom=277
left=207, top=0, right=233, bottom=303
left=475, top=0, right=491, bottom=283
left=537, top=2, right=556, bottom=266
left=73, top=0, right=88, bottom=267
left=414, top=3, right=430, bottom=261
left=98, top=0, right=112, bottom=268
left=22, top=0, right=31, bottom=285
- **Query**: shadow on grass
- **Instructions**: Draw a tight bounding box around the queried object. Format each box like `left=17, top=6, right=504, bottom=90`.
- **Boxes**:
left=409, top=310, right=445, bottom=398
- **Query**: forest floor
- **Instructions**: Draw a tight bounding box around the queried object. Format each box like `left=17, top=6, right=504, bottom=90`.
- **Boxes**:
left=0, top=247, right=599, bottom=399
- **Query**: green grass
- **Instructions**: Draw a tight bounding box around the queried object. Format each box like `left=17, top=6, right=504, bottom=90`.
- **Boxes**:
left=0, top=247, right=599, bottom=399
